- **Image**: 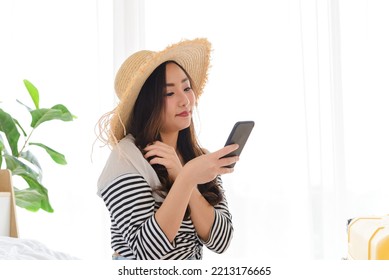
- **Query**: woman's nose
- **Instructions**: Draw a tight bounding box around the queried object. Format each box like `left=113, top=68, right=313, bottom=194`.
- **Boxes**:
left=179, top=92, right=190, bottom=107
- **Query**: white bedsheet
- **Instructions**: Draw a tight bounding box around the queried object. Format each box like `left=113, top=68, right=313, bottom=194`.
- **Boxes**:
left=0, top=236, right=78, bottom=260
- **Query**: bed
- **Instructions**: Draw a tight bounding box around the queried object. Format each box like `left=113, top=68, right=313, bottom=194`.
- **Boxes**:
left=0, top=170, right=78, bottom=260
left=0, top=236, right=78, bottom=260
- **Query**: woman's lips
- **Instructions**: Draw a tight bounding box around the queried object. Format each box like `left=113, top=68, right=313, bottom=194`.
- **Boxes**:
left=176, top=111, right=190, bottom=117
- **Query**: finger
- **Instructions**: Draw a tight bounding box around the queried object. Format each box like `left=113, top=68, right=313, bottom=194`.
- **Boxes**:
left=214, top=144, right=239, bottom=158
left=218, top=155, right=239, bottom=167
left=144, top=144, right=175, bottom=158
left=149, top=156, right=167, bottom=166
left=143, top=141, right=164, bottom=150
left=144, top=142, right=174, bottom=154
left=218, top=166, right=235, bottom=175
left=143, top=142, right=158, bottom=151
left=144, top=150, right=154, bottom=159
left=149, top=156, right=181, bottom=171
left=144, top=149, right=170, bottom=160
left=148, top=153, right=173, bottom=165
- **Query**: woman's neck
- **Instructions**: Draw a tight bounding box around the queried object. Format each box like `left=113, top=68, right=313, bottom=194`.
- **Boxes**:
left=160, top=131, right=179, bottom=150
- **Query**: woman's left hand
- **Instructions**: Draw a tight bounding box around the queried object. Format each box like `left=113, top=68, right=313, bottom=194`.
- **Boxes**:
left=143, top=141, right=183, bottom=181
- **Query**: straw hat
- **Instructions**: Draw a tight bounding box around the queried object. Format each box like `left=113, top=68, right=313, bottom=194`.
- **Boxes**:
left=106, top=38, right=211, bottom=144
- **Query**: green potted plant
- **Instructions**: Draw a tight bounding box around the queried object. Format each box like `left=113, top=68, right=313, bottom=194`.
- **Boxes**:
left=0, top=79, right=75, bottom=212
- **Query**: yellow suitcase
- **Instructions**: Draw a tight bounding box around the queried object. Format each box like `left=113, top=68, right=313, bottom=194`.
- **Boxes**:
left=347, top=215, right=389, bottom=260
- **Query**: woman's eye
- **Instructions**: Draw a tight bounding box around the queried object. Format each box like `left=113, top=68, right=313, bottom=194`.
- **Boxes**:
left=165, top=92, right=174, bottom=97
left=184, top=87, right=192, bottom=92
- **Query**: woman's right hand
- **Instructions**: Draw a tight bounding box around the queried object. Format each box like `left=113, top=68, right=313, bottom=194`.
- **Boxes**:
left=180, top=144, right=240, bottom=185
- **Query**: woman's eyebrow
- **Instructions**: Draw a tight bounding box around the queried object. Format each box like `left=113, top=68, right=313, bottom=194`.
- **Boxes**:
left=165, top=78, right=189, bottom=87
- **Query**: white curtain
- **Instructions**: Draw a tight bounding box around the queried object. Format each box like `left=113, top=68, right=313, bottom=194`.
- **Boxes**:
left=118, top=0, right=389, bottom=260
left=1, top=0, right=388, bottom=260
left=113, top=0, right=145, bottom=71
left=340, top=1, right=389, bottom=228
left=299, top=0, right=347, bottom=259
left=139, top=0, right=326, bottom=259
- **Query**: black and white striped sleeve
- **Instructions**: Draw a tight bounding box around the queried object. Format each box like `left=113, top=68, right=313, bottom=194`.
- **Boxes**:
left=201, top=177, right=234, bottom=254
left=101, top=173, right=175, bottom=259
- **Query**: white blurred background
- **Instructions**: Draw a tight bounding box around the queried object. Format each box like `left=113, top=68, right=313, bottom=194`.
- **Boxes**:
left=0, top=0, right=388, bottom=260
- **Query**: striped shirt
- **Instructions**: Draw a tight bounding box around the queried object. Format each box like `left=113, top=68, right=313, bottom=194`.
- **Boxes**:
left=100, top=173, right=233, bottom=260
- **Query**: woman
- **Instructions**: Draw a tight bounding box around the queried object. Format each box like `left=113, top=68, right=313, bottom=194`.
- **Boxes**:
left=97, top=38, right=238, bottom=260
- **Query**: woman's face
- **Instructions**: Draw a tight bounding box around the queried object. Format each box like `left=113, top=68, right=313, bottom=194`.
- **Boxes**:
left=160, top=62, right=195, bottom=135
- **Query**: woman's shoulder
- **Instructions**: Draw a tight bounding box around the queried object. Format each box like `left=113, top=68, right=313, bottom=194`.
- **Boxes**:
left=111, top=134, right=141, bottom=157
left=97, top=134, right=143, bottom=194
left=100, top=173, right=150, bottom=198
left=98, top=133, right=162, bottom=197
left=117, top=133, right=136, bottom=148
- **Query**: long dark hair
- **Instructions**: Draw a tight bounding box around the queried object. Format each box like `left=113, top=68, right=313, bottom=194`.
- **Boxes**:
left=127, top=61, right=222, bottom=219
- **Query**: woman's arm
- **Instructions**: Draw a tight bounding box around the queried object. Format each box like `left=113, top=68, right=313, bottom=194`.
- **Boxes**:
left=201, top=177, right=234, bottom=253
left=188, top=187, right=215, bottom=241
left=101, top=174, right=177, bottom=259
left=154, top=173, right=195, bottom=243
left=145, top=142, right=239, bottom=243
left=188, top=174, right=234, bottom=252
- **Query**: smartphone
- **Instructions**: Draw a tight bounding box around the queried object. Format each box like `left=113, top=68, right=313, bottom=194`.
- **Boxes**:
left=222, top=121, right=255, bottom=168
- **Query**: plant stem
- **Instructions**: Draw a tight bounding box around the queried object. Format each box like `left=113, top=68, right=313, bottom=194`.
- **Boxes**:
left=18, top=128, right=35, bottom=157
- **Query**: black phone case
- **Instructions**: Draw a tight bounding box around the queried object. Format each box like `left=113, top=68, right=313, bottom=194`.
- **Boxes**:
left=223, top=121, right=255, bottom=168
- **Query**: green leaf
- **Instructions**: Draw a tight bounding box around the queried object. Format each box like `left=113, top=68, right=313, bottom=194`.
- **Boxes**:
left=13, top=117, right=28, bottom=137
left=4, top=154, right=42, bottom=182
left=23, top=79, right=40, bottom=109
left=14, top=187, right=45, bottom=212
left=0, top=134, right=10, bottom=163
left=0, top=136, right=3, bottom=168
left=0, top=109, right=20, bottom=156
left=20, top=150, right=43, bottom=172
left=19, top=174, right=54, bottom=212
left=29, top=142, right=67, bottom=165
left=30, top=104, right=74, bottom=128
left=16, top=99, right=33, bottom=112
